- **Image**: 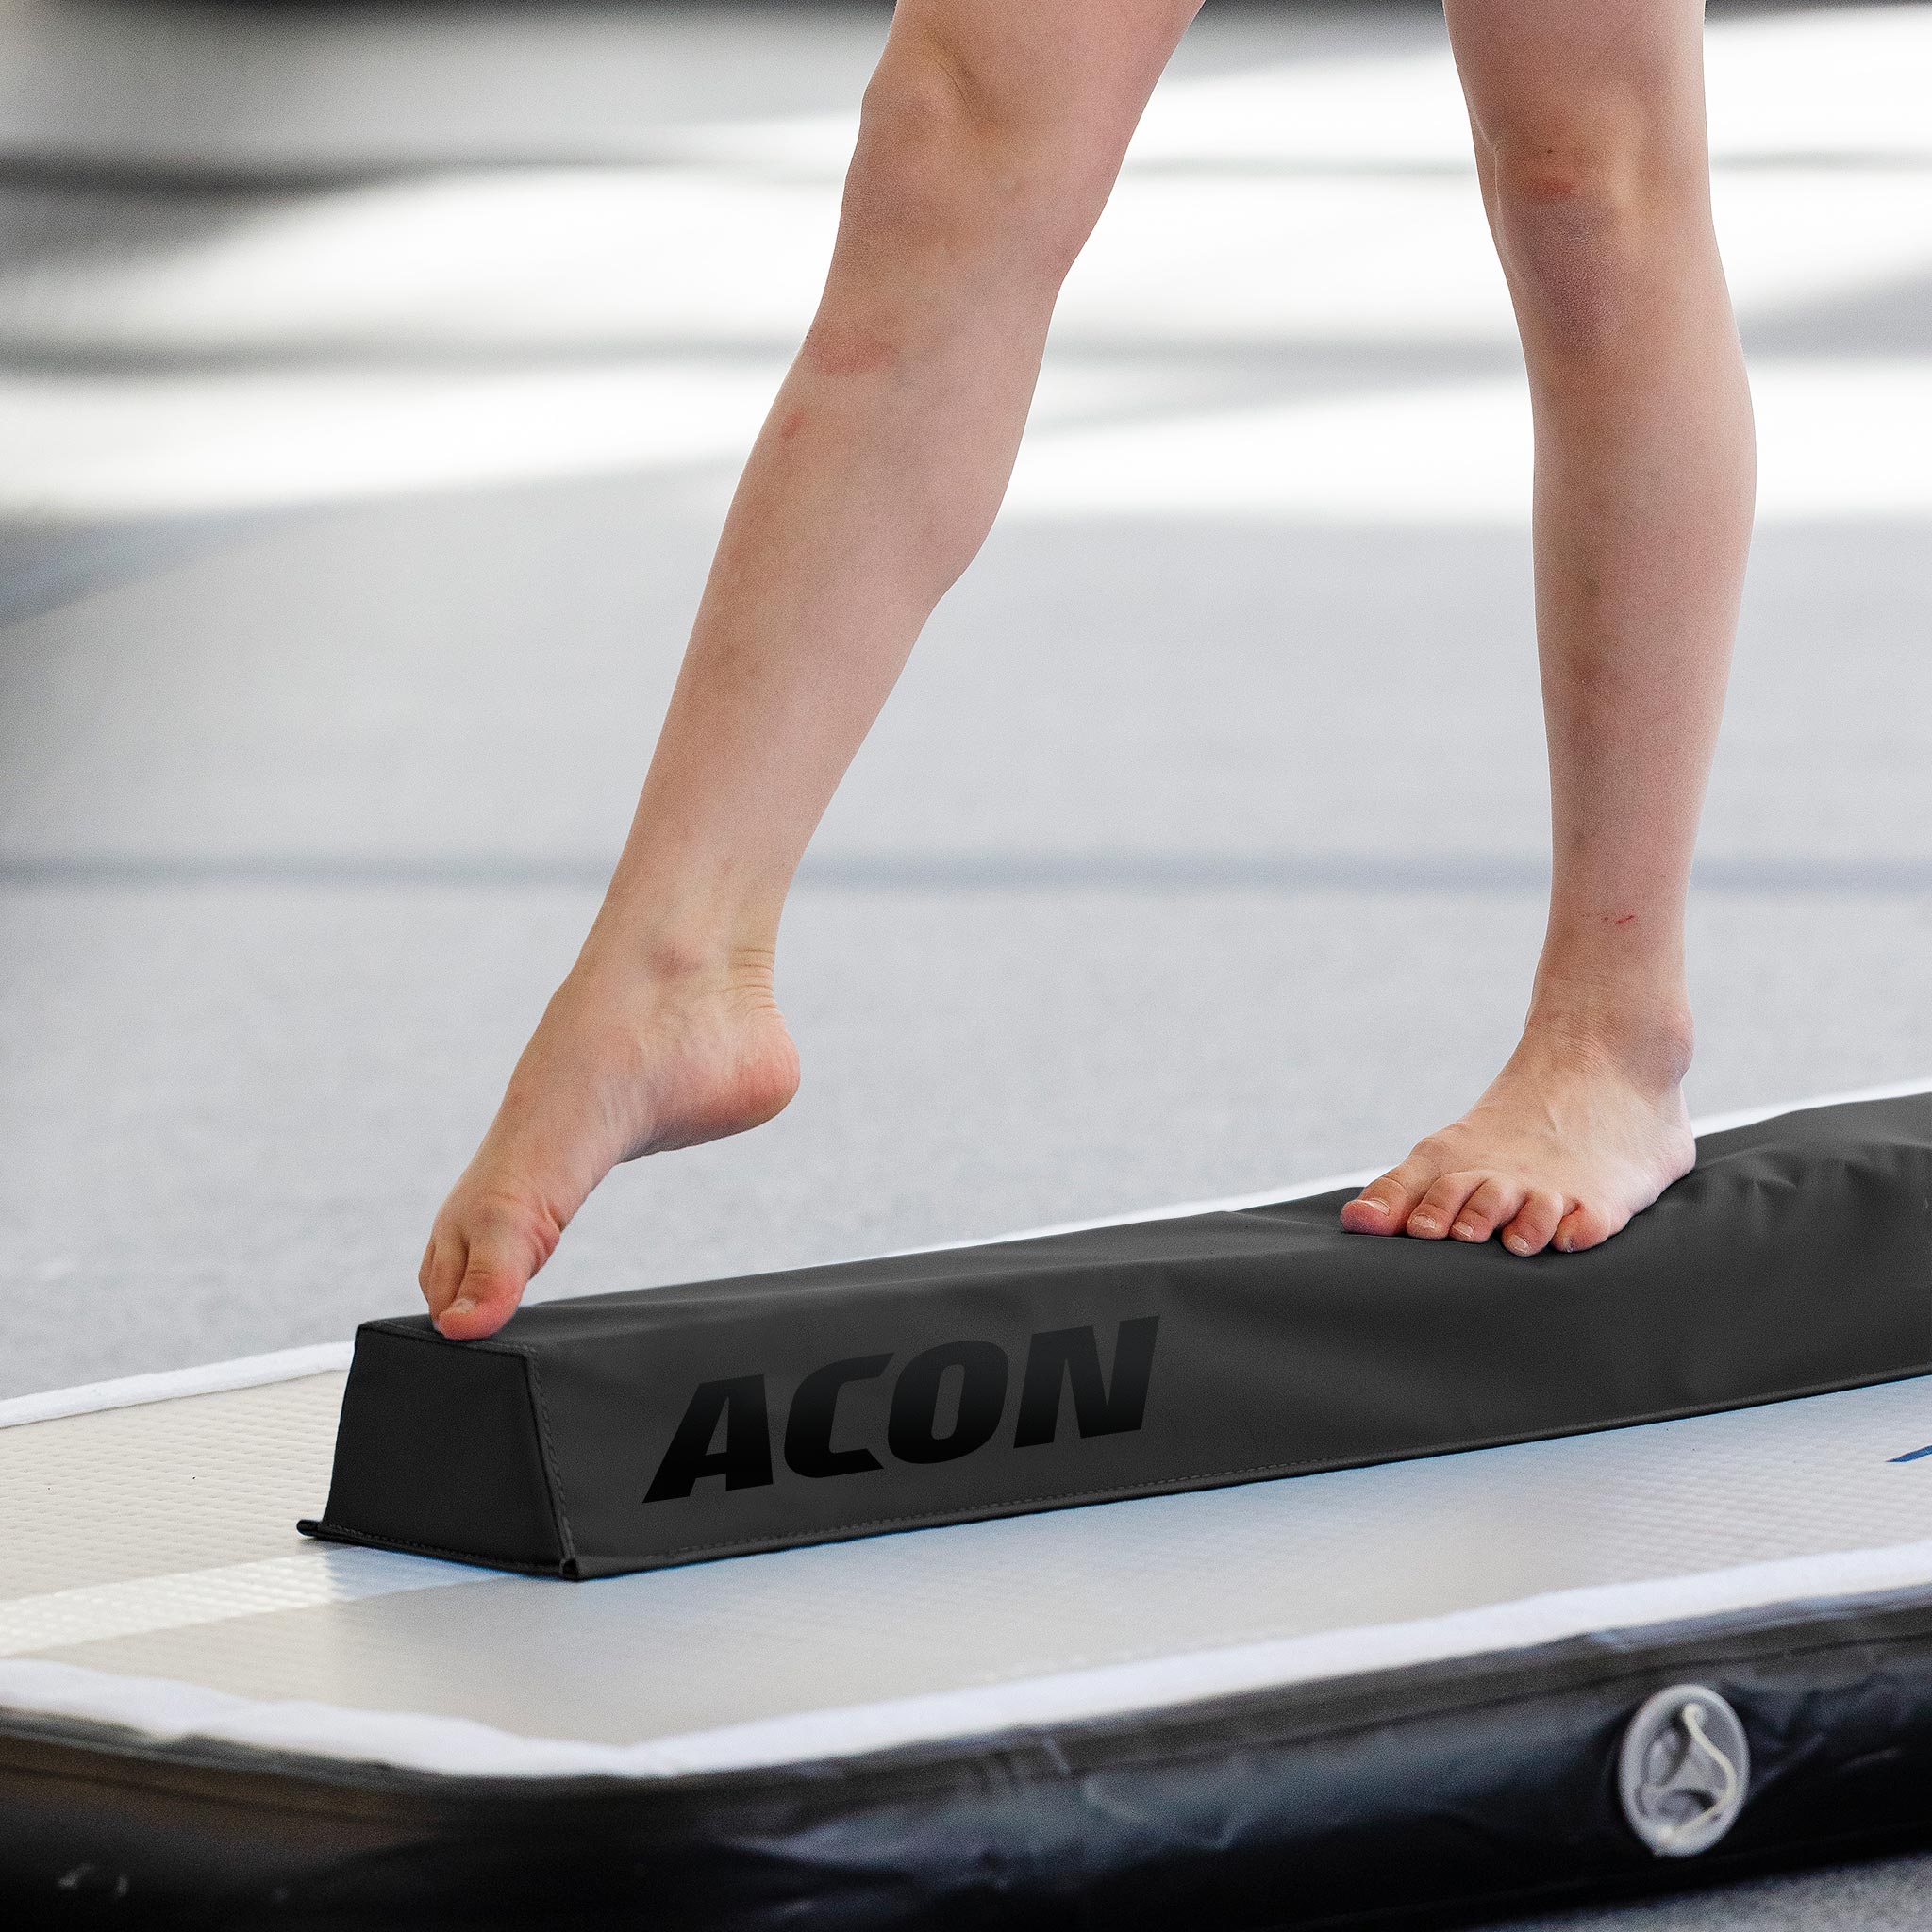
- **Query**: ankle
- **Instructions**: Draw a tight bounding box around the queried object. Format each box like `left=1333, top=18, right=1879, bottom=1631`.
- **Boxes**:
left=575, top=915, right=779, bottom=1009
left=1521, top=981, right=1695, bottom=1095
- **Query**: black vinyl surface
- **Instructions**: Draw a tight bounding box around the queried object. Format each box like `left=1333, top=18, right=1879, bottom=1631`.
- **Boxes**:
left=302, top=1094, right=1932, bottom=1578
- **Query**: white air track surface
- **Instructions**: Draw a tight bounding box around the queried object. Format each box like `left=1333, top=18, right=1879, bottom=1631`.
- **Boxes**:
left=3, top=1080, right=1931, bottom=1784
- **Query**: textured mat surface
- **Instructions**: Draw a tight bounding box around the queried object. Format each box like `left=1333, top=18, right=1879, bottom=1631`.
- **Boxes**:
left=5, top=1366, right=1929, bottom=1746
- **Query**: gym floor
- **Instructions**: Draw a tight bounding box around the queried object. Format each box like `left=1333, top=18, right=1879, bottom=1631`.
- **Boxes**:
left=0, top=4, right=1926, bottom=1922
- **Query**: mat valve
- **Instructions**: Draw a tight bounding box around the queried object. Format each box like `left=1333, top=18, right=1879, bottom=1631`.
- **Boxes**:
left=1617, top=1684, right=1750, bottom=1857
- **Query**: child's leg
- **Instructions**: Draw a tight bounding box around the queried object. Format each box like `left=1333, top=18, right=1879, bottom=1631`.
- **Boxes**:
left=1341, top=0, right=1755, bottom=1256
left=422, top=0, right=1203, bottom=1338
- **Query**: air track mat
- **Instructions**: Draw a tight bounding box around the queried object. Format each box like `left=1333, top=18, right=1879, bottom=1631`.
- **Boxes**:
left=5, top=1082, right=1932, bottom=1929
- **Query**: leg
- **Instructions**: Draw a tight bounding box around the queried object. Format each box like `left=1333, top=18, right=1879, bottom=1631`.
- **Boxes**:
left=423, top=0, right=1202, bottom=1338
left=1341, top=0, right=1754, bottom=1255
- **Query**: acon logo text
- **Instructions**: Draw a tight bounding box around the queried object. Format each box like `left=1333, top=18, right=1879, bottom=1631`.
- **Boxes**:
left=643, top=1317, right=1160, bottom=1502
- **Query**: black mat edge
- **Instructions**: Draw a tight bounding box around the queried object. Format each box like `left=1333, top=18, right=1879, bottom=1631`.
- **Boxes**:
left=6, top=1581, right=1932, bottom=1928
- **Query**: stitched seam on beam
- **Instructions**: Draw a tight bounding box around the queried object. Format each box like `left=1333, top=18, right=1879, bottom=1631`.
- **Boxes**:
left=351, top=1326, right=575, bottom=1569
left=360, top=1323, right=522, bottom=1354
left=518, top=1352, right=579, bottom=1569
left=299, top=1521, right=563, bottom=1574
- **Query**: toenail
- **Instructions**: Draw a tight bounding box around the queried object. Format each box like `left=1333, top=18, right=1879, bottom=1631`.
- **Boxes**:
left=1555, top=1235, right=1574, bottom=1253
left=1452, top=1223, right=1476, bottom=1240
left=1506, top=1235, right=1530, bottom=1254
left=1411, top=1215, right=1438, bottom=1231
left=448, top=1296, right=476, bottom=1316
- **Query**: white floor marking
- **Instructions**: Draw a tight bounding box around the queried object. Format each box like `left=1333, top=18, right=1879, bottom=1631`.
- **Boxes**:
left=0, top=1343, right=352, bottom=1431
left=0, top=1547, right=477, bottom=1660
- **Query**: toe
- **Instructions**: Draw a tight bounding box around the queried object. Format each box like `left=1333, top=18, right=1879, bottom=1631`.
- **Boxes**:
left=425, top=1188, right=560, bottom=1339
left=419, top=1224, right=464, bottom=1318
left=1450, top=1174, right=1525, bottom=1243
left=436, top=1257, right=525, bottom=1340
left=1554, top=1201, right=1621, bottom=1253
left=434, top=1235, right=529, bottom=1340
left=1499, top=1188, right=1566, bottom=1257
left=1340, top=1150, right=1438, bottom=1237
left=1406, top=1171, right=1483, bottom=1241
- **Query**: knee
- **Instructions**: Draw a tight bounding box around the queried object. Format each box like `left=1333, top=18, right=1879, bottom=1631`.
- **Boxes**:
left=838, top=38, right=1126, bottom=290
left=1481, top=109, right=1705, bottom=348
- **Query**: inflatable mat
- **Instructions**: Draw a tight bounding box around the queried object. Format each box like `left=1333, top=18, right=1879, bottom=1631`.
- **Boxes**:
left=4, top=1083, right=1932, bottom=1928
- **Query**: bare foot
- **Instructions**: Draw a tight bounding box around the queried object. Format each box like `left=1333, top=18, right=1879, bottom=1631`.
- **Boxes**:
left=1339, top=1017, right=1695, bottom=1257
left=419, top=946, right=799, bottom=1339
